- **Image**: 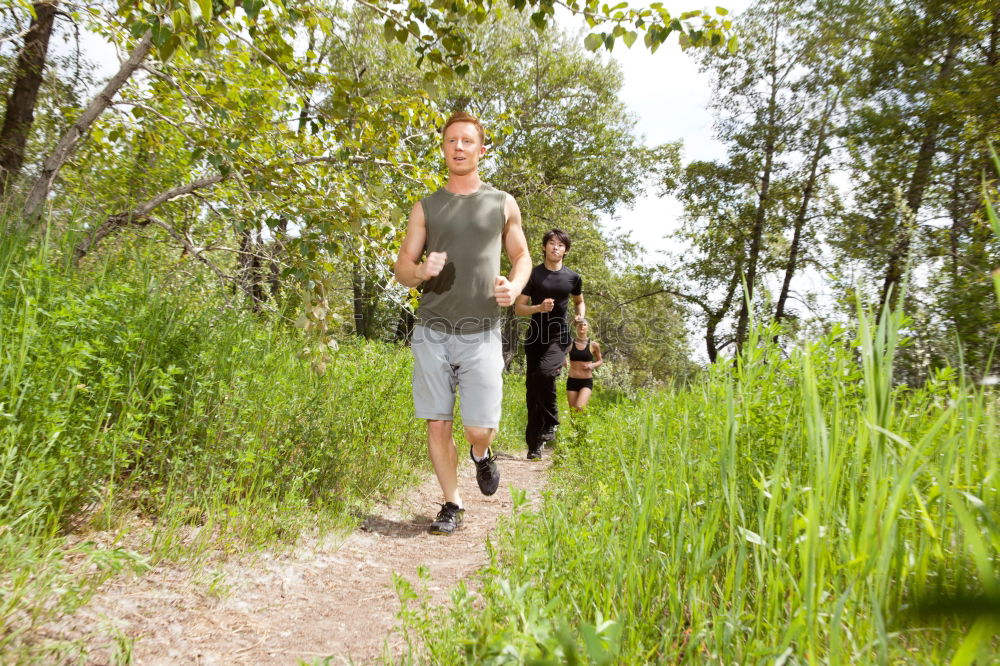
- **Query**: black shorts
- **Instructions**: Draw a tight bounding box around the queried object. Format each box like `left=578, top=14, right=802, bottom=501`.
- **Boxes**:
left=566, top=377, right=593, bottom=392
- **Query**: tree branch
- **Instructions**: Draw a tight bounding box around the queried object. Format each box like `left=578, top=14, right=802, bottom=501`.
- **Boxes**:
left=21, top=29, right=153, bottom=226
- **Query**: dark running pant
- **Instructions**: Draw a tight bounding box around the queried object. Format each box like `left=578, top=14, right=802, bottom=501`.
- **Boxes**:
left=525, top=343, right=567, bottom=447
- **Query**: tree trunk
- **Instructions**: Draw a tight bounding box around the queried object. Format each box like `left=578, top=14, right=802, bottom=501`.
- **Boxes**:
left=879, top=33, right=960, bottom=310
left=705, top=316, right=721, bottom=363
left=237, top=228, right=264, bottom=312
left=734, top=25, right=781, bottom=353
left=502, top=312, right=521, bottom=370
left=947, top=150, right=965, bottom=280
left=394, top=307, right=415, bottom=344
left=0, top=1, right=57, bottom=198
left=268, top=217, right=288, bottom=299
left=352, top=262, right=369, bottom=337
left=774, top=91, right=838, bottom=330
left=706, top=271, right=742, bottom=363
left=734, top=124, right=777, bottom=351
left=21, top=30, right=152, bottom=226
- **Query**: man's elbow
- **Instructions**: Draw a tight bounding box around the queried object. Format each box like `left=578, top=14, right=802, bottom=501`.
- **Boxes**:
left=393, top=261, right=415, bottom=288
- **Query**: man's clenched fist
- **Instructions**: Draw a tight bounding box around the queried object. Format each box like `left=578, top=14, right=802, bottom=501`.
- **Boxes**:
left=494, top=276, right=517, bottom=307
left=419, top=251, right=447, bottom=281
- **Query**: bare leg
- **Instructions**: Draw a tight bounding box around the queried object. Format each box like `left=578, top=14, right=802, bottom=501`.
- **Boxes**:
left=427, top=419, right=461, bottom=507
left=574, top=387, right=592, bottom=411
left=464, top=425, right=497, bottom=458
left=566, top=390, right=579, bottom=411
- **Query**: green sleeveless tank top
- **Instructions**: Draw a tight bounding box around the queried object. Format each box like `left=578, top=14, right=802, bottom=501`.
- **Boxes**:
left=415, top=184, right=507, bottom=334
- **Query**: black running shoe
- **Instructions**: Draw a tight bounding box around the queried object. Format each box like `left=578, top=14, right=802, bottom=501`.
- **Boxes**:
left=470, top=446, right=500, bottom=496
left=429, top=502, right=464, bottom=535
left=540, top=427, right=556, bottom=443
left=527, top=443, right=543, bottom=460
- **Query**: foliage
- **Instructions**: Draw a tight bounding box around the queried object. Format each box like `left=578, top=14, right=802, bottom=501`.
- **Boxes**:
left=399, top=305, right=1000, bottom=663
left=825, top=0, right=1000, bottom=374
left=987, top=144, right=1000, bottom=304
left=0, top=222, right=428, bottom=652
left=662, top=0, right=847, bottom=360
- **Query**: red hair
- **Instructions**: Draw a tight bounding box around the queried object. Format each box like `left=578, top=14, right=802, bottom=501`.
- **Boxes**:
left=441, top=111, right=485, bottom=145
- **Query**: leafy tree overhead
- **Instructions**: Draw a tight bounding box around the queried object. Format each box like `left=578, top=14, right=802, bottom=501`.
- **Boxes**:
left=0, top=0, right=732, bottom=375
left=3, top=0, right=733, bottom=225
left=662, top=0, right=846, bottom=359
left=826, top=0, right=999, bottom=373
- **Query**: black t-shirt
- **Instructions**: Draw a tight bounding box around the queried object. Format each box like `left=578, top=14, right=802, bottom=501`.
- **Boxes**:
left=522, top=264, right=582, bottom=347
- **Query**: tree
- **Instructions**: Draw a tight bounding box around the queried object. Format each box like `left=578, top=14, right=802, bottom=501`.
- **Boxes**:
left=831, top=0, right=1000, bottom=305
left=664, top=0, right=842, bottom=358
left=7, top=0, right=731, bottom=227
left=819, top=0, right=1000, bottom=376
left=0, top=0, right=57, bottom=197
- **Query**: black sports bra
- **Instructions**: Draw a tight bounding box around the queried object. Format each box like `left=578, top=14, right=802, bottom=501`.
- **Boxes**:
left=569, top=339, right=593, bottom=362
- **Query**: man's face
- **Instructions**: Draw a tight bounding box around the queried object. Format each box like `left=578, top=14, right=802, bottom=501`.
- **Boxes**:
left=544, top=238, right=567, bottom=262
left=442, top=122, right=485, bottom=176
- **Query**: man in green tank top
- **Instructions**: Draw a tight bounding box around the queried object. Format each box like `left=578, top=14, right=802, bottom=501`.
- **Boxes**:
left=394, top=111, right=531, bottom=535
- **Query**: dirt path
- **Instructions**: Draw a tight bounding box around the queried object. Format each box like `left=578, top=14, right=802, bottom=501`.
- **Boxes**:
left=43, top=450, right=549, bottom=664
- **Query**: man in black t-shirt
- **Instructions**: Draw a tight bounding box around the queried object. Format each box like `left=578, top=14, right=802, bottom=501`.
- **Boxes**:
left=513, top=229, right=585, bottom=459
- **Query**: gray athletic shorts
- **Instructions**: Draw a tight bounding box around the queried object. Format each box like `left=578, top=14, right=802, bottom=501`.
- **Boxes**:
left=411, top=324, right=504, bottom=428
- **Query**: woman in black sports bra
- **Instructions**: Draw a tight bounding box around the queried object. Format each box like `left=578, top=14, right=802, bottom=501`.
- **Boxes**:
left=565, top=319, right=602, bottom=411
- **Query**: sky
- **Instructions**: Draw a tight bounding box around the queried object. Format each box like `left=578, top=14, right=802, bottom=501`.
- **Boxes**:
left=593, top=1, right=753, bottom=259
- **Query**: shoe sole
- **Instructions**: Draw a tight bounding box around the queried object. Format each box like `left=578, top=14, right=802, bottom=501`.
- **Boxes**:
left=428, top=527, right=457, bottom=535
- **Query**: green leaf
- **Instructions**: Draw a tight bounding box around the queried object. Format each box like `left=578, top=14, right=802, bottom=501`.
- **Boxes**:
left=716, top=6, right=729, bottom=15
left=198, top=0, right=212, bottom=22
left=584, top=33, right=602, bottom=51
left=159, top=35, right=179, bottom=61
left=150, top=21, right=172, bottom=48
left=243, top=0, right=263, bottom=21
left=950, top=617, right=998, bottom=666
left=727, top=33, right=738, bottom=54
left=622, top=30, right=637, bottom=48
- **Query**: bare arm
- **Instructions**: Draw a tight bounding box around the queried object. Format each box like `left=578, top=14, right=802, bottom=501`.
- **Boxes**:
left=494, top=194, right=532, bottom=306
left=514, top=293, right=554, bottom=317
left=393, top=202, right=445, bottom=287
left=513, top=294, right=534, bottom=316
left=589, top=342, right=603, bottom=370
left=572, top=293, right=586, bottom=321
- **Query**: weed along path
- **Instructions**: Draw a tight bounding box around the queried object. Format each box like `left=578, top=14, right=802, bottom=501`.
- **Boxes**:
left=43, top=451, right=549, bottom=664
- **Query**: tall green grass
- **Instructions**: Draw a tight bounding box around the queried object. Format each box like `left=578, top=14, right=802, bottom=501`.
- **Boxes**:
left=0, top=224, right=429, bottom=653
left=400, top=306, right=999, bottom=663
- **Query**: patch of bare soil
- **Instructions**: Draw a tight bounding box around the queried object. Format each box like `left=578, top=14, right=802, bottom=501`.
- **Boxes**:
left=40, top=449, right=549, bottom=664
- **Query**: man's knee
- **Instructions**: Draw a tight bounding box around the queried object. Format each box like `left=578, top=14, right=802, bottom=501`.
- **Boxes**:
left=427, top=419, right=453, bottom=438
left=464, top=425, right=496, bottom=446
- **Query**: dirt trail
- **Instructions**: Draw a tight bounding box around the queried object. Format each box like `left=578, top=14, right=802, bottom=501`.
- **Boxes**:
left=43, top=450, right=549, bottom=664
